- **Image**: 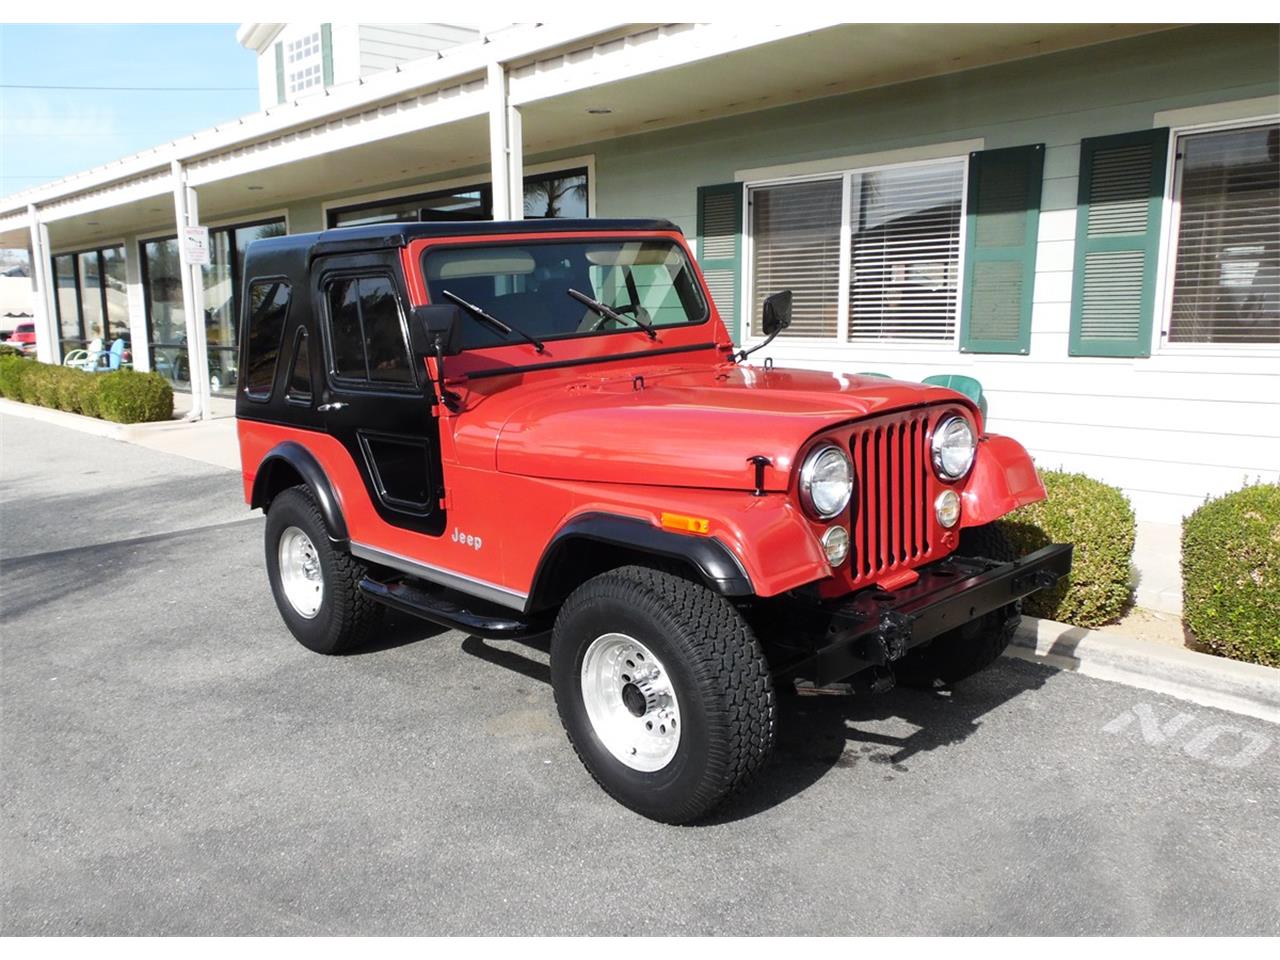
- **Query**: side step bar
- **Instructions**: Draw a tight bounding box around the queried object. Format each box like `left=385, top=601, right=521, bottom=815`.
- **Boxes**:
left=358, top=577, right=551, bottom=640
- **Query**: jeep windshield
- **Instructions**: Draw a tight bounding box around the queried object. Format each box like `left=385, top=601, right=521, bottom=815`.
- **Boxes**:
left=422, top=239, right=709, bottom=351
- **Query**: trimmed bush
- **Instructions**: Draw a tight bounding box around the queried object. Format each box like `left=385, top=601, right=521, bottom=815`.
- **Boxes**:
left=0, top=354, right=31, bottom=400
left=998, top=470, right=1135, bottom=627
left=0, top=359, right=171, bottom=424
left=0, top=343, right=25, bottom=358
left=1182, top=483, right=1280, bottom=667
left=95, top=368, right=173, bottom=424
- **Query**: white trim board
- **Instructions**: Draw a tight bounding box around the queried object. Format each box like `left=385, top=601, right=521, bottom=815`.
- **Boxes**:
left=735, top=139, right=984, bottom=183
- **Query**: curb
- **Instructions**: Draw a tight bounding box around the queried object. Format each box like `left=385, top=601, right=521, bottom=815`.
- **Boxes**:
left=0, top=396, right=157, bottom=441
left=1007, top=616, right=1280, bottom=724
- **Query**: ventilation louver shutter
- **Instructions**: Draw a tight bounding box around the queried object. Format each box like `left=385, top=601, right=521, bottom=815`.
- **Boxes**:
left=960, top=144, right=1044, bottom=354
left=1069, top=129, right=1169, bottom=357
left=696, top=183, right=743, bottom=342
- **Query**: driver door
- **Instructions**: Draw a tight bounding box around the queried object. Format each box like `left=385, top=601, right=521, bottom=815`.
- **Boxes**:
left=313, top=252, right=445, bottom=537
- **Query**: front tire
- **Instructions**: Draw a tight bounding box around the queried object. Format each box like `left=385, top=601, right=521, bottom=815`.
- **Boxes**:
left=264, top=485, right=383, bottom=655
left=895, top=523, right=1021, bottom=687
left=551, top=566, right=775, bottom=824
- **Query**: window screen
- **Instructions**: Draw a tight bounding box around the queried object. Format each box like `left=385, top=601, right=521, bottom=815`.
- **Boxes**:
left=324, top=275, right=414, bottom=385
left=1167, top=122, right=1279, bottom=344
left=243, top=280, right=291, bottom=399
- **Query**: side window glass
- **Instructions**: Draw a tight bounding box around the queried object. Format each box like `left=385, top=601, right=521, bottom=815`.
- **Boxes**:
left=360, top=276, right=413, bottom=384
left=324, top=274, right=413, bottom=386
left=287, top=329, right=312, bottom=401
left=244, top=280, right=291, bottom=399
left=327, top=278, right=364, bottom=379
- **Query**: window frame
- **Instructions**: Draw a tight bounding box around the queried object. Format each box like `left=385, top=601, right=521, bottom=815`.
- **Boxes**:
left=318, top=270, right=421, bottom=393
left=240, top=276, right=293, bottom=403
left=1152, top=112, right=1280, bottom=357
left=48, top=240, right=129, bottom=357
left=740, top=152, right=971, bottom=352
left=320, top=156, right=597, bottom=228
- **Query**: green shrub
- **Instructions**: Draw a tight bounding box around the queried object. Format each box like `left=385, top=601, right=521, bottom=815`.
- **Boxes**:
left=0, top=343, right=24, bottom=358
left=0, top=354, right=31, bottom=400
left=95, top=369, right=173, bottom=424
left=1182, top=483, right=1280, bottom=667
left=0, top=359, right=170, bottom=423
left=998, top=470, right=1135, bottom=627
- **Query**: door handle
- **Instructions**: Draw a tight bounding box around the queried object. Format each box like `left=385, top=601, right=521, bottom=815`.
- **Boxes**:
left=317, top=401, right=348, bottom=412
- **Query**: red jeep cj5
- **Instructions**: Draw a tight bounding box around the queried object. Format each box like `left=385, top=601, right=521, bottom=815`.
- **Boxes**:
left=236, top=219, right=1072, bottom=823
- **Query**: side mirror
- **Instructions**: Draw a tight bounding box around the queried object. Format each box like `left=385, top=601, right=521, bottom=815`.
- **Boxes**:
left=761, top=290, right=793, bottom=337
left=411, top=304, right=464, bottom=357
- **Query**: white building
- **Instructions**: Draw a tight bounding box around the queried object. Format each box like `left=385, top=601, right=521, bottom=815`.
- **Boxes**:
left=1, top=23, right=1276, bottom=615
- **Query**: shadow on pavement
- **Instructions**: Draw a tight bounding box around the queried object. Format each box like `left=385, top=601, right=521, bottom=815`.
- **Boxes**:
left=709, top=657, right=1056, bottom=823
left=453, top=628, right=1057, bottom=824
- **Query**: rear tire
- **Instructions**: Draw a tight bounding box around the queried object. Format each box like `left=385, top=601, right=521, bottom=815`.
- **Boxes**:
left=551, top=566, right=775, bottom=824
left=264, top=485, right=383, bottom=655
left=895, top=523, right=1021, bottom=687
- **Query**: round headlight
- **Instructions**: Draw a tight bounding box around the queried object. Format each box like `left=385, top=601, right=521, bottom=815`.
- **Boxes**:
left=935, top=489, right=961, bottom=528
left=799, top=444, right=853, bottom=520
left=931, top=415, right=976, bottom=480
left=821, top=525, right=850, bottom=565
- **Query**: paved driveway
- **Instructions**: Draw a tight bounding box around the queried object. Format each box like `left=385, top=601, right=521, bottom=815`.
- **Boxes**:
left=2, top=412, right=1278, bottom=935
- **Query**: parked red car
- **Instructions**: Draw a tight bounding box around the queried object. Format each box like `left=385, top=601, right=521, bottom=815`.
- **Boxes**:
left=236, top=220, right=1071, bottom=822
left=5, top=320, right=36, bottom=355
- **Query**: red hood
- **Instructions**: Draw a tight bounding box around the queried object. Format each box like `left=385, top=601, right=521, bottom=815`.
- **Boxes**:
left=493, top=363, right=973, bottom=491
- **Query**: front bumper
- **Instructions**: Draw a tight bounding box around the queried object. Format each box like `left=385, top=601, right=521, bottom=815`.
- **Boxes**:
left=782, top=543, right=1073, bottom=686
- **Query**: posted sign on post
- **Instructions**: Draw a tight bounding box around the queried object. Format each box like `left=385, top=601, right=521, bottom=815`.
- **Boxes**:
left=182, top=226, right=210, bottom=266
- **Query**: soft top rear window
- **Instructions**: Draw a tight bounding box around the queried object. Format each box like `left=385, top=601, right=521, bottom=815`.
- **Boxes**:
left=422, top=239, right=708, bottom=350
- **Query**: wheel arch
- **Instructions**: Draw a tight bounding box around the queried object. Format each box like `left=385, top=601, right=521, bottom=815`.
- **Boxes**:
left=250, top=441, right=349, bottom=544
left=526, top=512, right=753, bottom=613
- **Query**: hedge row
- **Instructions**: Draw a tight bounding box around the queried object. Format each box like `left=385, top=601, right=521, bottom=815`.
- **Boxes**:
left=0, top=356, right=173, bottom=424
left=1182, top=483, right=1280, bottom=668
left=998, top=470, right=1136, bottom=628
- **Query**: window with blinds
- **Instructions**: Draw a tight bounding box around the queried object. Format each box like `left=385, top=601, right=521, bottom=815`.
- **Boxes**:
left=748, top=179, right=841, bottom=338
left=1167, top=122, right=1279, bottom=344
left=746, top=157, right=964, bottom=342
left=849, top=161, right=964, bottom=342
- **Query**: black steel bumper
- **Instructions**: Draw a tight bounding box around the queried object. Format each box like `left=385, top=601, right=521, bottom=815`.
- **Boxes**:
left=783, top=543, right=1073, bottom=686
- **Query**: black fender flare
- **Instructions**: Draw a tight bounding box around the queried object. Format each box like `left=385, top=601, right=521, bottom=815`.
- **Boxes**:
left=250, top=440, right=349, bottom=544
left=526, top=512, right=753, bottom=611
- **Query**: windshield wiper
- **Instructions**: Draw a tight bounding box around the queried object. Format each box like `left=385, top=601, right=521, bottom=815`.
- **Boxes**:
left=441, top=289, right=545, bottom=354
left=568, top=288, right=657, bottom=340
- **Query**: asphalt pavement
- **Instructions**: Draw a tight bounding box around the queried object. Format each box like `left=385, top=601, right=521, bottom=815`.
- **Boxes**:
left=2, top=412, right=1278, bottom=935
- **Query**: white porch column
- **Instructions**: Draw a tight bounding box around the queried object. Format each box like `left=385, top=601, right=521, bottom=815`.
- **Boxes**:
left=26, top=204, right=58, bottom=364
left=170, top=160, right=212, bottom=421
left=487, top=61, right=511, bottom=221
left=507, top=101, right=524, bottom=221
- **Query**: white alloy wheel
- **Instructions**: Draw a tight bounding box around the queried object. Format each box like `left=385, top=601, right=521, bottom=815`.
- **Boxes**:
left=580, top=632, right=682, bottom=772
left=278, top=525, right=324, bottom=618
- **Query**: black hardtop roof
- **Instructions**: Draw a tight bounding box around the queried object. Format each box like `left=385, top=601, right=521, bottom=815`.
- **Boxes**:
left=247, top=218, right=683, bottom=260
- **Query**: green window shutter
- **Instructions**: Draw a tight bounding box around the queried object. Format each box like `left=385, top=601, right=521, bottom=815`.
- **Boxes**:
left=696, top=183, right=743, bottom=343
left=274, top=42, right=285, bottom=104
left=960, top=144, right=1044, bottom=354
left=321, top=24, right=334, bottom=88
left=1069, top=128, right=1170, bottom=357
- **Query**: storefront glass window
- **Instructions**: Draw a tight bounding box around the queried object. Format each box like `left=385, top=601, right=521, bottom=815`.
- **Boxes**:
left=77, top=250, right=105, bottom=342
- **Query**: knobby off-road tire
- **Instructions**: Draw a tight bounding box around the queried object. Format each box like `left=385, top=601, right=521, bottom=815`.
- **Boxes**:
left=264, top=485, right=383, bottom=655
left=895, top=523, right=1021, bottom=687
left=551, top=565, right=775, bottom=824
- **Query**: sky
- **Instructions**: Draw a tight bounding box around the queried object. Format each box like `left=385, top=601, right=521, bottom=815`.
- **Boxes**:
left=0, top=24, right=260, bottom=200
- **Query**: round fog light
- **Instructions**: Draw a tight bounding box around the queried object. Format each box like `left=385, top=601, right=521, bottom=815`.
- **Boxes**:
left=822, top=525, right=850, bottom=565
left=935, top=489, right=961, bottom=528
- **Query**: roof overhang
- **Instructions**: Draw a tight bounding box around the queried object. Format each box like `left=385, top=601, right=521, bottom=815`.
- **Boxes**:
left=236, top=23, right=285, bottom=53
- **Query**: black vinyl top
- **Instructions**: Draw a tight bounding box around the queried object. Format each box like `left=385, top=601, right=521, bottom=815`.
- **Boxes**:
left=248, top=218, right=684, bottom=260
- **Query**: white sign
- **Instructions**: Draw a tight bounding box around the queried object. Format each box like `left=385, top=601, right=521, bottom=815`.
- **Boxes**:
left=182, top=226, right=210, bottom=266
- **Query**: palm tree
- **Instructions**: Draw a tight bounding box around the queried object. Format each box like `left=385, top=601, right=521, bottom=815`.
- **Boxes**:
left=524, top=176, right=588, bottom=218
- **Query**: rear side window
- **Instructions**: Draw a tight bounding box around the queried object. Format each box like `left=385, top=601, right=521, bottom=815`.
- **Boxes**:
left=244, top=280, right=291, bottom=399
left=325, top=275, right=413, bottom=386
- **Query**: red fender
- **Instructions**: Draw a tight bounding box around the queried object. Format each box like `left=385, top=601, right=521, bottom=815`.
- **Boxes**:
left=960, top=434, right=1045, bottom=528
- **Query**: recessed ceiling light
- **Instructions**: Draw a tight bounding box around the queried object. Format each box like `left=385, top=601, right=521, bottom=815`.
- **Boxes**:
left=247, top=185, right=264, bottom=191
left=586, top=107, right=613, bottom=115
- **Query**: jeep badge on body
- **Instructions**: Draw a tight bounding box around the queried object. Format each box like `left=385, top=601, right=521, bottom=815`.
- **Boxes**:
left=235, top=219, right=1072, bottom=824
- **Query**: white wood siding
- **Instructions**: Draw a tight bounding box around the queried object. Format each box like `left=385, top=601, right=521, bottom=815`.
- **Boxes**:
left=358, top=24, right=480, bottom=76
